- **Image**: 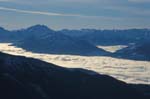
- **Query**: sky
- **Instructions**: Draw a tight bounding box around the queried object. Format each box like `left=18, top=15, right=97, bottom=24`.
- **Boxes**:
left=0, top=0, right=150, bottom=30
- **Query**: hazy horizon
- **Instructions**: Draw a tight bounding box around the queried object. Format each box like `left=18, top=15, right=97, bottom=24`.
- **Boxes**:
left=1, top=24, right=150, bottom=31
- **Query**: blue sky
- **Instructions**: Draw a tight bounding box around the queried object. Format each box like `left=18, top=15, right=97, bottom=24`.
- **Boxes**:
left=0, top=0, right=150, bottom=30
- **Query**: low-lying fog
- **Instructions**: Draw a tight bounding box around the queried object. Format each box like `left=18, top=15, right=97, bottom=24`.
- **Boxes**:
left=0, top=43, right=150, bottom=84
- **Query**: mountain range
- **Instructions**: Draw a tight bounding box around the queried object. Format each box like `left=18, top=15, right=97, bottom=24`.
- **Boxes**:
left=62, top=29, right=150, bottom=46
left=1, top=25, right=150, bottom=46
left=0, top=25, right=109, bottom=56
left=0, top=25, right=150, bottom=60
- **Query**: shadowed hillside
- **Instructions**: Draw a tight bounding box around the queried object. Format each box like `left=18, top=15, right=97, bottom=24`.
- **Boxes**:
left=0, top=52, right=149, bottom=99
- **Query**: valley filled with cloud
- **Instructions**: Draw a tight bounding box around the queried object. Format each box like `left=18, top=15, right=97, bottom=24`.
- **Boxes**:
left=1, top=43, right=149, bottom=84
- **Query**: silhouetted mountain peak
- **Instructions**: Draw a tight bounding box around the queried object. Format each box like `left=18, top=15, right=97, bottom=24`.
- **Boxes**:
left=27, top=24, right=53, bottom=32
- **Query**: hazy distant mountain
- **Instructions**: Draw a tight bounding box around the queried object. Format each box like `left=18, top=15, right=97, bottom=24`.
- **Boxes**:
left=18, top=25, right=54, bottom=38
left=1, top=25, right=150, bottom=45
left=60, top=29, right=96, bottom=37
left=0, top=25, right=107, bottom=55
left=0, top=25, right=54, bottom=43
left=14, top=25, right=107, bottom=55
left=0, top=52, right=149, bottom=99
left=0, top=25, right=150, bottom=57
left=61, top=29, right=150, bottom=46
left=10, top=25, right=55, bottom=42
left=1, top=25, right=150, bottom=46
left=114, top=40, right=150, bottom=60
left=80, top=29, right=150, bottom=46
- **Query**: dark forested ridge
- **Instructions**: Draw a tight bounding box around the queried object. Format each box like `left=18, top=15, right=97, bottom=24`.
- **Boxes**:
left=0, top=52, right=149, bottom=99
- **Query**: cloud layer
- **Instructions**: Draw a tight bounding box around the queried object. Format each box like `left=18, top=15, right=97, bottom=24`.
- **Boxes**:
left=0, top=6, right=86, bottom=17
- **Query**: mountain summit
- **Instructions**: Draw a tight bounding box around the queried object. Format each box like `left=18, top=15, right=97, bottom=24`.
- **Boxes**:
left=27, top=25, right=52, bottom=32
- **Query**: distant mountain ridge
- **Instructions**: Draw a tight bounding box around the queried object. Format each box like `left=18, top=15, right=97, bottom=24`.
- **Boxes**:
left=0, top=25, right=150, bottom=44
left=0, top=25, right=150, bottom=59
left=115, top=40, right=150, bottom=60
left=0, top=25, right=110, bottom=56
left=14, top=31, right=107, bottom=55
left=61, top=28, right=150, bottom=45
